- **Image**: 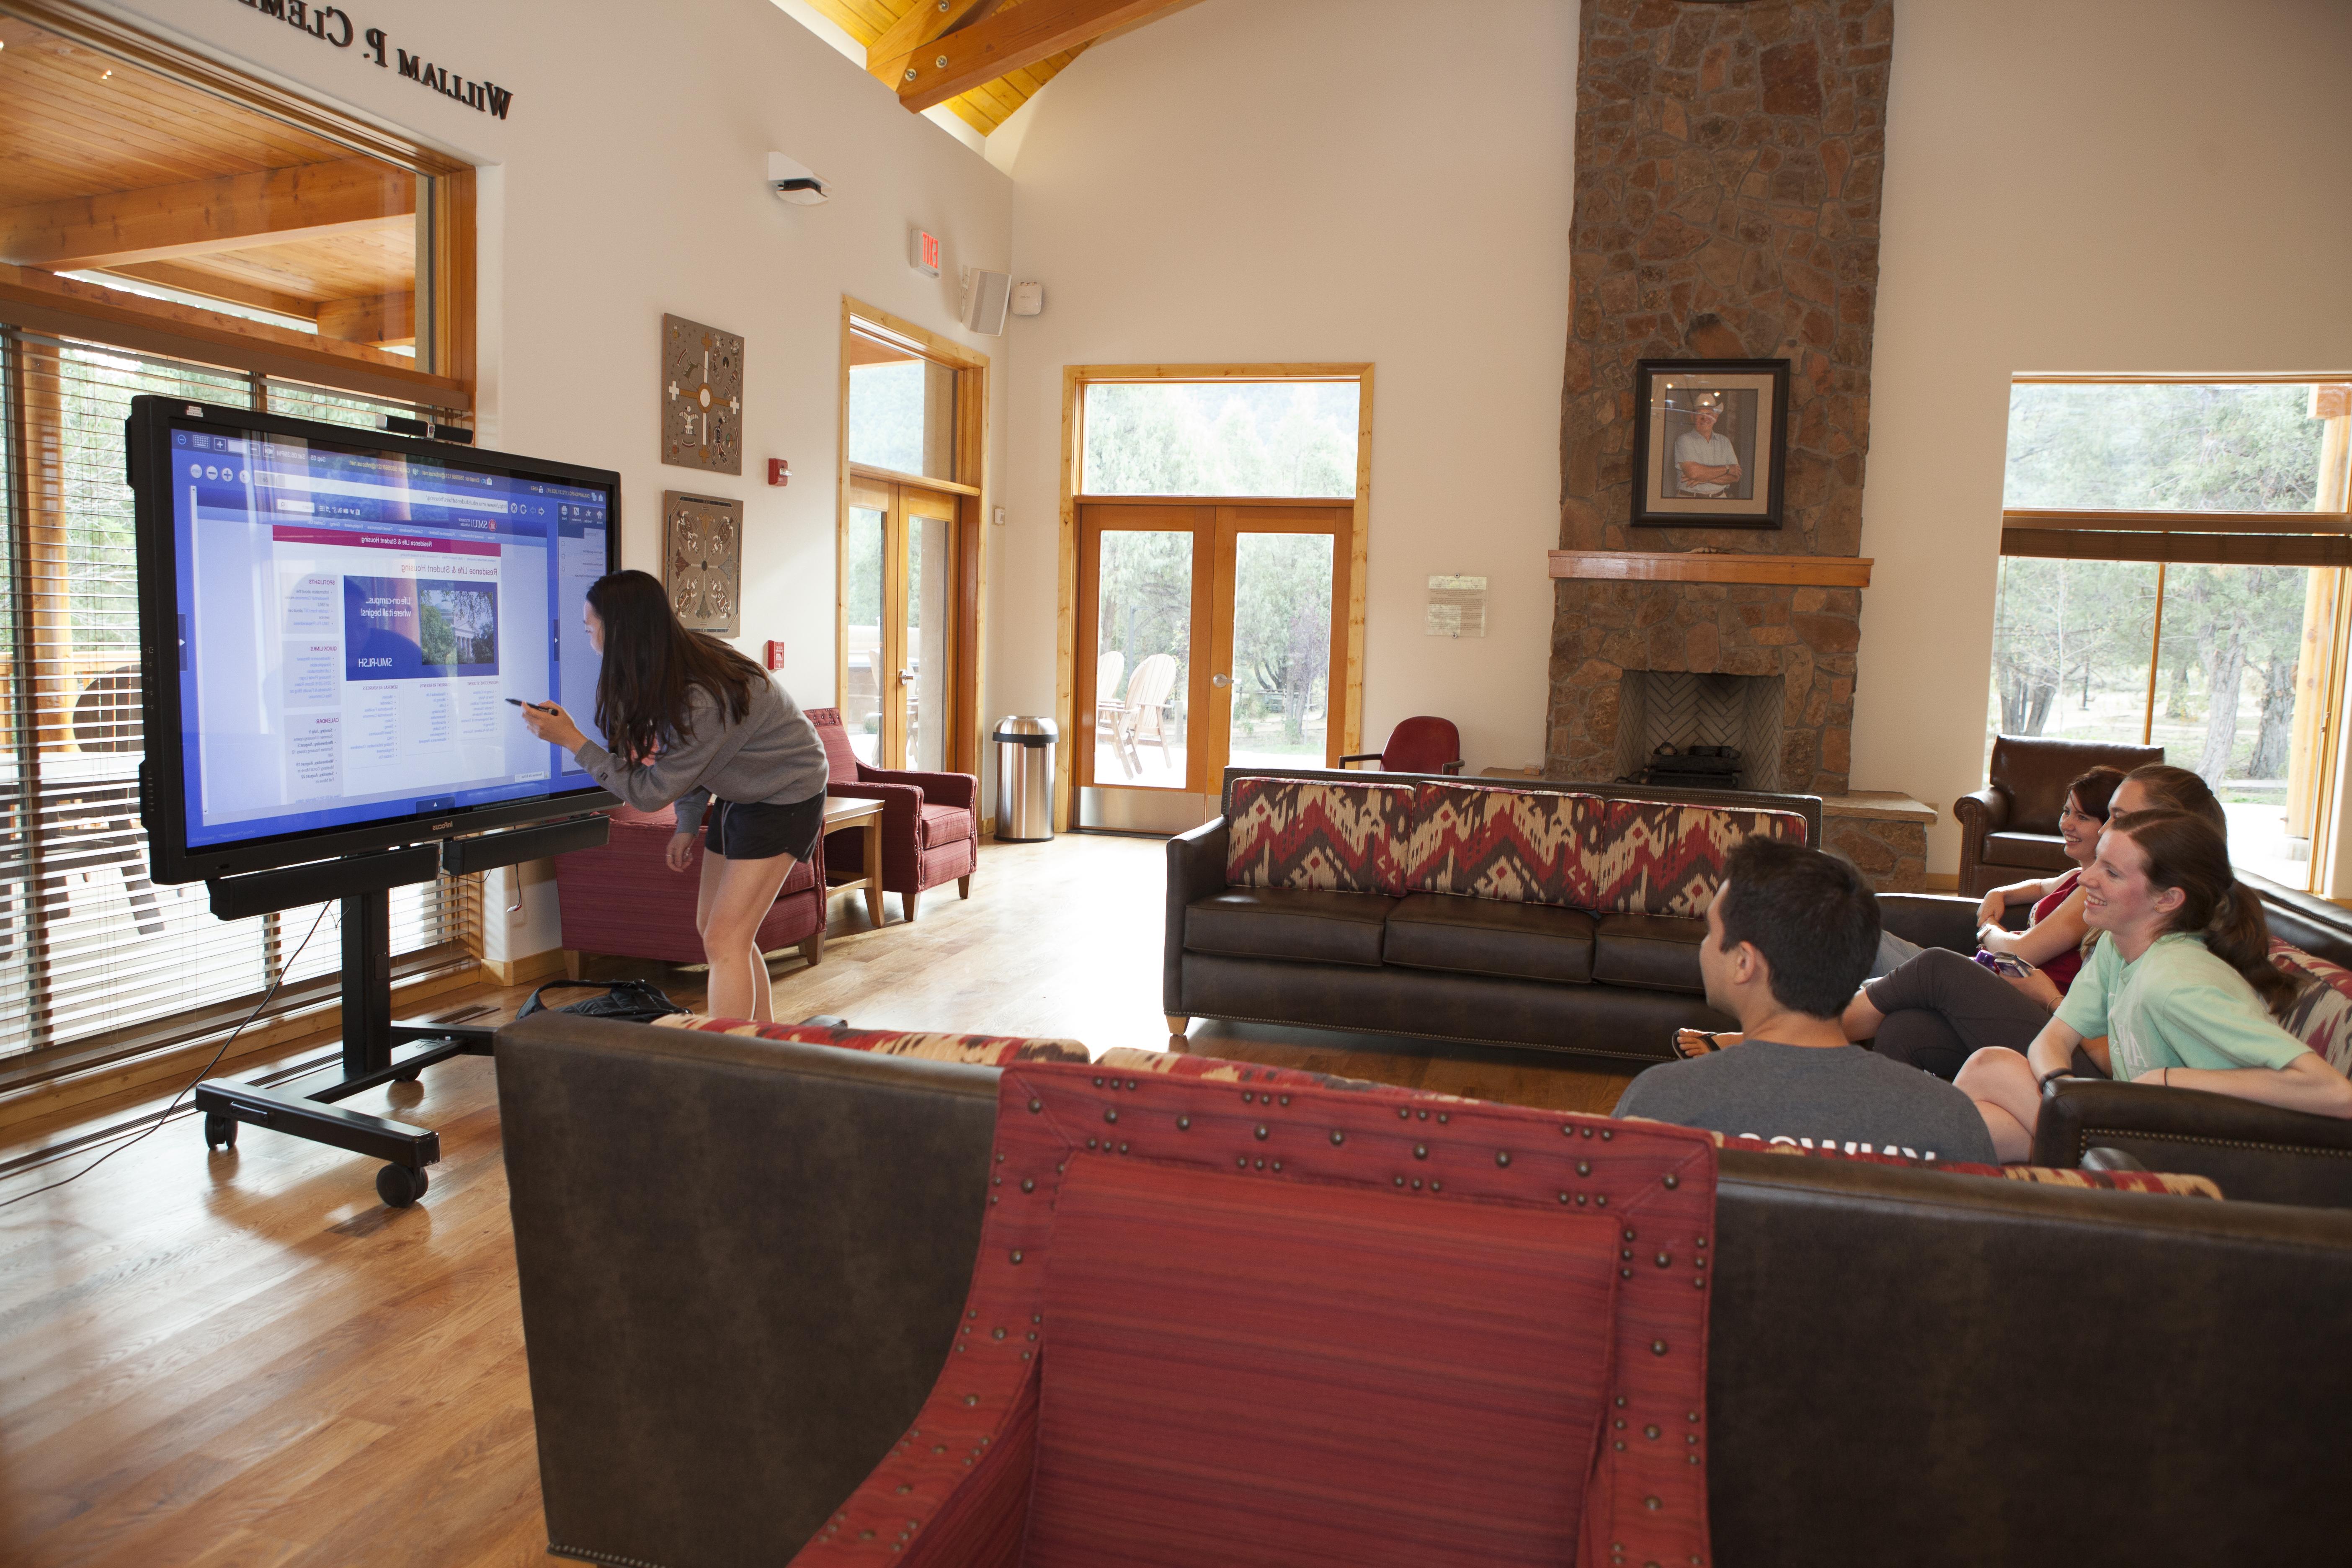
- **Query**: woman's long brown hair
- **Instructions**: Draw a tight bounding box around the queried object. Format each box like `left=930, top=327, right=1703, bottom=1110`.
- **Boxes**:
left=585, top=570, right=767, bottom=763
left=2105, top=808, right=2300, bottom=1019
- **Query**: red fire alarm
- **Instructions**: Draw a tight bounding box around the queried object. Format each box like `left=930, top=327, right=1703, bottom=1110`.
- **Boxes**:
left=767, top=458, right=791, bottom=487
left=764, top=640, right=786, bottom=671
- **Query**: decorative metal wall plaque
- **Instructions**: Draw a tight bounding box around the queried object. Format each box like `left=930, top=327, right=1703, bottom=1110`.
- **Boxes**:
left=663, top=313, right=744, bottom=475
left=663, top=491, right=742, bottom=637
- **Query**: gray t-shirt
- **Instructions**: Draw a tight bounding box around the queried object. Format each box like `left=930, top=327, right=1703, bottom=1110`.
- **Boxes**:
left=1612, top=1041, right=1998, bottom=1164
left=573, top=675, right=829, bottom=832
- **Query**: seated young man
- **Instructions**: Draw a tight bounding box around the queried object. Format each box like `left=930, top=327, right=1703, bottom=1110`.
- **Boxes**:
left=1614, top=838, right=1997, bottom=1163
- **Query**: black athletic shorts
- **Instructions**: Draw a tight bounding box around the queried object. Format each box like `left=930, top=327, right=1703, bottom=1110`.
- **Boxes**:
left=704, top=791, right=825, bottom=862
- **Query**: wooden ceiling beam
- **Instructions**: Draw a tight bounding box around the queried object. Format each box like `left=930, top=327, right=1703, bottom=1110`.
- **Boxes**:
left=317, top=291, right=416, bottom=348
left=101, top=260, right=321, bottom=321
left=897, top=0, right=1178, bottom=112
left=0, top=158, right=413, bottom=271
left=866, top=0, right=1006, bottom=88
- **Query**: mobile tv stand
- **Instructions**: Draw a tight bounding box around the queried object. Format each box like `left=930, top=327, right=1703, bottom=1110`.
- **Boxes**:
left=192, top=817, right=608, bottom=1208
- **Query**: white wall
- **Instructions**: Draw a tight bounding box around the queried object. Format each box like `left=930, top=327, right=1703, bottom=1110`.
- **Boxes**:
left=1863, top=0, right=2352, bottom=869
left=89, top=0, right=1011, bottom=954
left=989, top=0, right=1577, bottom=778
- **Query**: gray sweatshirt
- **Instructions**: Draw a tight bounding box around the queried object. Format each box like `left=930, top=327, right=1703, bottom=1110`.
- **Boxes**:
left=573, top=676, right=830, bottom=833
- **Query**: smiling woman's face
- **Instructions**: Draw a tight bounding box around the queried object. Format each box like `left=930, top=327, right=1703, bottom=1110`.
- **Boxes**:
left=2058, top=790, right=2103, bottom=862
left=2080, top=825, right=2182, bottom=936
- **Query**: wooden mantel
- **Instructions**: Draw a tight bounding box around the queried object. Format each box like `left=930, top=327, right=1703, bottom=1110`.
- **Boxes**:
left=1548, top=550, right=1873, bottom=588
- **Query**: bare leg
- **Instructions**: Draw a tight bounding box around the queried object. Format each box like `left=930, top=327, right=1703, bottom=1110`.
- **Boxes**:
left=1955, top=1047, right=2040, bottom=1163
left=696, top=850, right=797, bottom=1021
left=1840, top=986, right=1886, bottom=1042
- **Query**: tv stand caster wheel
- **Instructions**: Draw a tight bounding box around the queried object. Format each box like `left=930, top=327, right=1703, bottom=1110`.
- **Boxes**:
left=203, top=1111, right=237, bottom=1150
left=376, top=1163, right=429, bottom=1208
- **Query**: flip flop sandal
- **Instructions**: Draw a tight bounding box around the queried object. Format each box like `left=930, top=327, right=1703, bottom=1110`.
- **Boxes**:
left=1671, top=1029, right=1723, bottom=1060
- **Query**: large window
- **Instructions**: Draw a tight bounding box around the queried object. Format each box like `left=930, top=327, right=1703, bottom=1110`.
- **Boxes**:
left=1991, top=378, right=2352, bottom=889
left=0, top=9, right=477, bottom=1075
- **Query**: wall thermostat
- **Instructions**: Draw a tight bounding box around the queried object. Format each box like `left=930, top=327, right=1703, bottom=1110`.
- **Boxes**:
left=1011, top=281, right=1043, bottom=317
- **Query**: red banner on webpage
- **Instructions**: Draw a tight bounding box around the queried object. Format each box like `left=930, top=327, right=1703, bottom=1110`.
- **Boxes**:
left=271, top=525, right=499, bottom=557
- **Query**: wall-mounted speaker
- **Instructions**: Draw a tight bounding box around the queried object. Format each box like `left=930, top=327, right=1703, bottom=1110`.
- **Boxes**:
left=960, top=268, right=1011, bottom=335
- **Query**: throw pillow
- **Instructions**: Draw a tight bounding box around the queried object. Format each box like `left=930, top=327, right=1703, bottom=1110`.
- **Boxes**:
left=1223, top=776, right=1414, bottom=896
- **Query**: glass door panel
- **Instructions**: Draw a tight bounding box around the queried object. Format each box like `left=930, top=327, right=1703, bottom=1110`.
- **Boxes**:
left=844, top=502, right=886, bottom=766
left=1092, top=529, right=1196, bottom=791
left=1226, top=532, right=1335, bottom=771
left=905, top=497, right=956, bottom=773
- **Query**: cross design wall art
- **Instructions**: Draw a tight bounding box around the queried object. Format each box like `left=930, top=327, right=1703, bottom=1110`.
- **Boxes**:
left=663, top=313, right=744, bottom=475
left=663, top=491, right=743, bottom=637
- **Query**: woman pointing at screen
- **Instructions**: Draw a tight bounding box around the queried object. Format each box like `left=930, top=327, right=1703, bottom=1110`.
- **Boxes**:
left=520, top=569, right=828, bottom=1023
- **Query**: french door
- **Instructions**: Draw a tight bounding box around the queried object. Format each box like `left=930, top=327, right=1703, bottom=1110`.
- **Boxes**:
left=846, top=477, right=959, bottom=770
left=1075, top=502, right=1351, bottom=831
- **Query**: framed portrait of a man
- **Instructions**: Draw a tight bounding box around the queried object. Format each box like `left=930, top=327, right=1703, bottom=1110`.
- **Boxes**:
left=1629, top=358, right=1789, bottom=528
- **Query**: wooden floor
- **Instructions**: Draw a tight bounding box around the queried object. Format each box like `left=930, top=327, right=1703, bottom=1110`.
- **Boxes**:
left=0, top=832, right=1634, bottom=1566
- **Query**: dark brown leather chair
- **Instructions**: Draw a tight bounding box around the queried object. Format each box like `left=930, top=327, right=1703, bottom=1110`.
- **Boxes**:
left=1955, top=735, right=2162, bottom=897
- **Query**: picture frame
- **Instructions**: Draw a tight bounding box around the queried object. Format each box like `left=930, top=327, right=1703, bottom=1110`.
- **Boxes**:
left=662, top=313, right=744, bottom=475
left=1629, top=358, right=1790, bottom=529
left=662, top=490, right=743, bottom=637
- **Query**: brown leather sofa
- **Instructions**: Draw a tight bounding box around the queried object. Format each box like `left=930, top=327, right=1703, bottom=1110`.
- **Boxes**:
left=1956, top=734, right=2163, bottom=897
left=497, top=1011, right=2352, bottom=1568
left=1164, top=768, right=1822, bottom=1068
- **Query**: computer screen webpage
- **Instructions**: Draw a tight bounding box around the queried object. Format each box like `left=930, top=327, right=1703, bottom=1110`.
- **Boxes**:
left=168, top=420, right=610, bottom=849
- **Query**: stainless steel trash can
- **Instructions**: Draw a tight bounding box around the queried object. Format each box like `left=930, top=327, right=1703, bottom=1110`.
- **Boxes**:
left=993, top=716, right=1058, bottom=842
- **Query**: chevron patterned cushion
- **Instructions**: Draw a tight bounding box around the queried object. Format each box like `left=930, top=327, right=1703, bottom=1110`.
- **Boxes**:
left=1402, top=783, right=1613, bottom=908
left=2269, top=939, right=2352, bottom=1075
left=1590, top=799, right=1810, bottom=918
left=1224, top=777, right=1415, bottom=896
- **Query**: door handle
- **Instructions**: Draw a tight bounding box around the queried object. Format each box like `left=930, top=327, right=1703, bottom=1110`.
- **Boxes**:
left=1211, top=673, right=1232, bottom=689
left=897, top=668, right=915, bottom=685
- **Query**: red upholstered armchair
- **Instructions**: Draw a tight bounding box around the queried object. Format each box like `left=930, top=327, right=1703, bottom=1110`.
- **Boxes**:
left=807, top=708, right=977, bottom=922
left=791, top=1059, right=1718, bottom=1568
left=552, top=803, right=826, bottom=975
left=1341, top=714, right=1464, bottom=774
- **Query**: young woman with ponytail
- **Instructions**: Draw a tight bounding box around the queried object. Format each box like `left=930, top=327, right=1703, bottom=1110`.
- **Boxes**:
left=1955, top=808, right=2352, bottom=1161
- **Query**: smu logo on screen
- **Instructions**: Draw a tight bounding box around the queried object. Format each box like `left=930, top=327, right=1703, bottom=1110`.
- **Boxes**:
left=342, top=576, right=501, bottom=681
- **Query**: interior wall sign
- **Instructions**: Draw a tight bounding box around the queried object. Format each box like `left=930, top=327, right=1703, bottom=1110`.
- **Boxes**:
left=228, top=0, right=516, bottom=120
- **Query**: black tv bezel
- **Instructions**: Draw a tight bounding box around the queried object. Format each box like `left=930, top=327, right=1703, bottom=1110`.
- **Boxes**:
left=129, top=395, right=621, bottom=885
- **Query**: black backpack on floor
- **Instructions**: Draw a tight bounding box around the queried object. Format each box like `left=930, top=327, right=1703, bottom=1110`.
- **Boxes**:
left=515, top=979, right=688, bottom=1026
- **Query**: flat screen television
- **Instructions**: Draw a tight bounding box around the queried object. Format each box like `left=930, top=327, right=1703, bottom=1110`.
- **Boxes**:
left=129, top=396, right=621, bottom=884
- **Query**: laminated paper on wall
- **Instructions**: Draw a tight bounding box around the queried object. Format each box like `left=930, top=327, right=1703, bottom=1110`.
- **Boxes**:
left=1426, top=575, right=1488, bottom=637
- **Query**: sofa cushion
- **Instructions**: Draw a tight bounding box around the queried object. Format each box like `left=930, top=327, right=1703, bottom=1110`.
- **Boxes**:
left=1186, top=887, right=1397, bottom=967
left=1027, top=1153, right=1622, bottom=1568
left=1591, top=912, right=1709, bottom=994
left=2270, top=941, right=2352, bottom=1075
left=1225, top=776, right=1414, bottom=896
left=1593, top=800, right=1812, bottom=918
left=1981, top=830, right=2074, bottom=874
left=1385, top=894, right=1597, bottom=986
left=1403, top=783, right=1610, bottom=908
left=917, top=800, right=974, bottom=849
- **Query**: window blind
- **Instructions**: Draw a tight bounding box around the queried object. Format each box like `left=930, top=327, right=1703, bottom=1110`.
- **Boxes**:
left=0, top=325, right=479, bottom=1067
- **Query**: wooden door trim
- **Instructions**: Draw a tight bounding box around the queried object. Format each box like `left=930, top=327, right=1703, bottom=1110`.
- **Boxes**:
left=1055, top=362, right=1372, bottom=831
left=1073, top=503, right=1211, bottom=799
left=840, top=297, right=989, bottom=776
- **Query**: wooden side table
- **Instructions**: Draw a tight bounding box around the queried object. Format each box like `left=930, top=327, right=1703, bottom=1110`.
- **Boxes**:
left=822, top=795, right=887, bottom=926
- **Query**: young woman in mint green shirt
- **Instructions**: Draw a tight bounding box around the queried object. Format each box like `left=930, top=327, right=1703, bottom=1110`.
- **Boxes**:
left=1957, top=808, right=2352, bottom=1162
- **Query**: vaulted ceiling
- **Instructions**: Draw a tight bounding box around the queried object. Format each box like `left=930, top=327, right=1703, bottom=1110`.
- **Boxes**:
left=801, top=0, right=1195, bottom=136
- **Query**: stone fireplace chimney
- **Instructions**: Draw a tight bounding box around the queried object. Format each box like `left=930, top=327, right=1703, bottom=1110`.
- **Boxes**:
left=1547, top=0, right=1892, bottom=802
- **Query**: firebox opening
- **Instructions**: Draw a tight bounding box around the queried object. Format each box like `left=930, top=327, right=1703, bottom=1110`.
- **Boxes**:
left=1615, top=671, right=1786, bottom=793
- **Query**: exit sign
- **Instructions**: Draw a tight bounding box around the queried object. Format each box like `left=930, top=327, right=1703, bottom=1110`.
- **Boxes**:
left=909, top=227, right=940, bottom=278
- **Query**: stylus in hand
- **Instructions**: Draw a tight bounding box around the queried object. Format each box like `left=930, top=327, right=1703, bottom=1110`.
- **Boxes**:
left=515, top=698, right=588, bottom=754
